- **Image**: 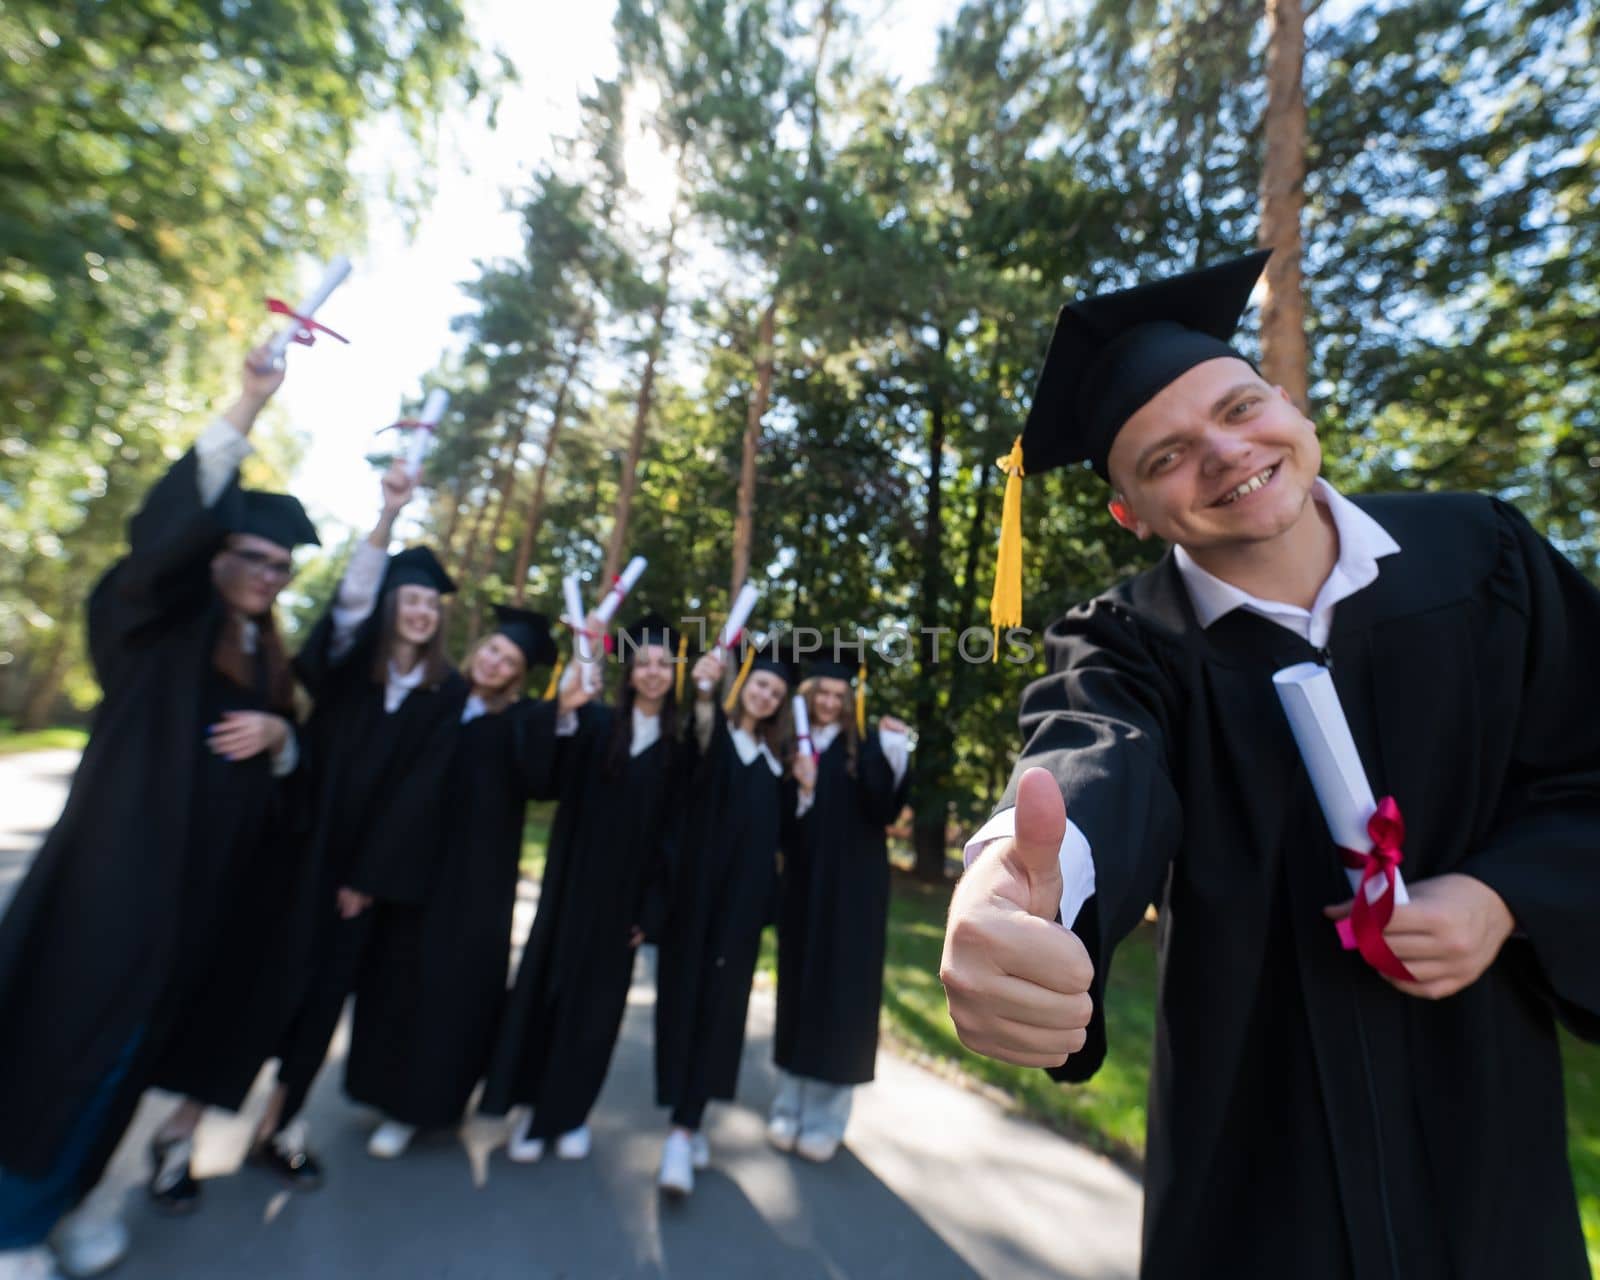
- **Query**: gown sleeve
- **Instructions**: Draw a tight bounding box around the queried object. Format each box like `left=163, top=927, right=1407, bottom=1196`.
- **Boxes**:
left=1459, top=500, right=1600, bottom=1040
left=997, top=597, right=1186, bottom=1083
left=90, top=449, right=236, bottom=687
left=856, top=730, right=911, bottom=827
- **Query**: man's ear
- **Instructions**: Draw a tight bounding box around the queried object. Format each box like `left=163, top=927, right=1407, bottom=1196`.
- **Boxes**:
left=1107, top=494, right=1150, bottom=540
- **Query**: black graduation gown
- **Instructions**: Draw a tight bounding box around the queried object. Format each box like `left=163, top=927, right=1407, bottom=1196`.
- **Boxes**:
left=480, top=703, right=680, bottom=1137
left=1003, top=493, right=1600, bottom=1279
left=775, top=729, right=909, bottom=1085
left=345, top=698, right=558, bottom=1129
left=654, top=708, right=783, bottom=1111
left=0, top=451, right=304, bottom=1181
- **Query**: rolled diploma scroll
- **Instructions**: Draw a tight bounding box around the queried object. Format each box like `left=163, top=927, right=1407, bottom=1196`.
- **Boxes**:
left=1273, top=663, right=1409, bottom=942
left=792, top=694, right=813, bottom=760
left=266, top=255, right=353, bottom=361
left=406, top=389, right=449, bottom=478
left=700, top=581, right=762, bottom=692
left=562, top=574, right=597, bottom=692
left=594, top=556, right=647, bottom=626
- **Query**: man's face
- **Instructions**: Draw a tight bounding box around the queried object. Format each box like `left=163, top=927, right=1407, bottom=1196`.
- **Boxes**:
left=211, top=533, right=294, bottom=616
left=1104, top=356, right=1322, bottom=553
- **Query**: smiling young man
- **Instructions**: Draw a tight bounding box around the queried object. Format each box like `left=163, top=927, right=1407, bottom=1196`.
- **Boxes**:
left=940, top=253, right=1600, bottom=1279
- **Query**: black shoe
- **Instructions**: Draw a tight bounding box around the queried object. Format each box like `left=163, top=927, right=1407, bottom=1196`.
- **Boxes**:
left=248, top=1123, right=324, bottom=1191
left=148, top=1135, right=202, bottom=1214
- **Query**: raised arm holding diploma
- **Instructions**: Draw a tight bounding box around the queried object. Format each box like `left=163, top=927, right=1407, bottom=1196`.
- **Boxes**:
left=265, top=255, right=352, bottom=364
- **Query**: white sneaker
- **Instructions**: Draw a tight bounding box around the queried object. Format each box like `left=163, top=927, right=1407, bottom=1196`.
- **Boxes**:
left=794, top=1131, right=841, bottom=1163
left=554, top=1125, right=591, bottom=1160
left=505, top=1109, right=545, bottom=1164
left=689, top=1130, right=710, bottom=1170
left=765, top=1114, right=798, bottom=1153
left=366, top=1120, right=416, bottom=1159
left=0, top=1246, right=59, bottom=1280
left=48, top=1207, right=127, bottom=1278
left=657, top=1131, right=694, bottom=1197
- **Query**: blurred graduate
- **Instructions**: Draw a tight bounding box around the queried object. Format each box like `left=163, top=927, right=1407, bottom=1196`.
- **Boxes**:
left=0, top=348, right=317, bottom=1278
left=770, top=659, right=910, bottom=1163
left=482, top=612, right=685, bottom=1164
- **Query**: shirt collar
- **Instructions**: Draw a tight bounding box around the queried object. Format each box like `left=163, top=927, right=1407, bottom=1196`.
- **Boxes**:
left=1172, top=478, right=1400, bottom=630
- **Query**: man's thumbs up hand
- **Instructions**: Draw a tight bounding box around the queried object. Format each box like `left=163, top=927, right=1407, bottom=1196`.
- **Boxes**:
left=940, top=768, right=1095, bottom=1068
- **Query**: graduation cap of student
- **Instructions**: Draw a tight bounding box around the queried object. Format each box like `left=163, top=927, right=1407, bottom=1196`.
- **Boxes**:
left=991, top=250, right=1270, bottom=627
left=749, top=649, right=798, bottom=688
left=492, top=605, right=559, bottom=670
left=384, top=546, right=457, bottom=595
left=228, top=490, right=321, bottom=550
left=624, top=611, right=679, bottom=654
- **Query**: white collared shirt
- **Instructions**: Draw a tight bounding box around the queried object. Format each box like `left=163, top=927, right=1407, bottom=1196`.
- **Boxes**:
left=965, top=480, right=1403, bottom=925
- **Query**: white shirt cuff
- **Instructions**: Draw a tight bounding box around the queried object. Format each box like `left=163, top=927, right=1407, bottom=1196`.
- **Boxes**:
left=796, top=788, right=816, bottom=818
left=330, top=542, right=389, bottom=659
left=195, top=418, right=254, bottom=507
left=878, top=728, right=910, bottom=787
left=963, top=805, right=1096, bottom=928
left=556, top=710, right=579, bottom=737
left=270, top=724, right=299, bottom=778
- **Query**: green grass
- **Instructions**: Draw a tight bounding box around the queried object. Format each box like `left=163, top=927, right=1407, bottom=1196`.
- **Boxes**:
left=518, top=803, right=555, bottom=879
left=0, top=724, right=89, bottom=756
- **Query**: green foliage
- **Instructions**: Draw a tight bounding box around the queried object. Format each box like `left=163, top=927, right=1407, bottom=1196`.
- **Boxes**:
left=1, top=0, right=477, bottom=717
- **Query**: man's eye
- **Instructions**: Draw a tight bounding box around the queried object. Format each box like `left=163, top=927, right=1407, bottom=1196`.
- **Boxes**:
left=1227, top=397, right=1259, bottom=419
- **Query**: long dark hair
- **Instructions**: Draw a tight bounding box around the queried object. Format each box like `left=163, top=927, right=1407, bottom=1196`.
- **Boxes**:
left=213, top=611, right=295, bottom=715
left=606, top=650, right=680, bottom=777
left=733, top=672, right=795, bottom=767
left=368, top=586, right=452, bottom=688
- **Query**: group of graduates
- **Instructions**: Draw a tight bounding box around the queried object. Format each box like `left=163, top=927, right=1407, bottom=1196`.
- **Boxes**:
left=0, top=344, right=910, bottom=1279
left=6, top=240, right=1600, bottom=1280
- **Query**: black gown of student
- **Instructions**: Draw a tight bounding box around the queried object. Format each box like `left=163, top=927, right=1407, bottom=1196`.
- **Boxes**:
left=347, top=611, right=561, bottom=1130
left=0, top=449, right=315, bottom=1190
left=775, top=721, right=909, bottom=1086
left=654, top=693, right=786, bottom=1122
left=1008, top=494, right=1600, bottom=1279
left=482, top=682, right=682, bottom=1137
left=269, top=547, right=468, bottom=1126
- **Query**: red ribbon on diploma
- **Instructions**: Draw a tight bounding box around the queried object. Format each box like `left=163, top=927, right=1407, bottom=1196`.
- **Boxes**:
left=1336, top=796, right=1416, bottom=983
left=266, top=298, right=351, bottom=346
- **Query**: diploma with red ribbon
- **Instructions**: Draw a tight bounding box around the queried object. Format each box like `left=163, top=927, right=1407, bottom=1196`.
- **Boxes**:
left=593, top=556, right=647, bottom=627
left=265, top=255, right=353, bottom=361
left=1273, top=662, right=1414, bottom=982
left=792, top=693, right=815, bottom=761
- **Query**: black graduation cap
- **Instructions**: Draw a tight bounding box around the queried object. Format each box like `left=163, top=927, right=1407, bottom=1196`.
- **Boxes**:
left=492, top=605, right=558, bottom=670
left=990, top=251, right=1270, bottom=629
left=748, top=649, right=798, bottom=689
left=228, top=490, right=320, bottom=550
left=1022, top=250, right=1270, bottom=482
left=623, top=611, right=678, bottom=655
left=383, top=546, right=457, bottom=595
left=805, top=658, right=857, bottom=683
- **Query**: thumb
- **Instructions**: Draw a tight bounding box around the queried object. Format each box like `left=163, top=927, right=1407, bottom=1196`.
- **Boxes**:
left=1009, top=767, right=1067, bottom=916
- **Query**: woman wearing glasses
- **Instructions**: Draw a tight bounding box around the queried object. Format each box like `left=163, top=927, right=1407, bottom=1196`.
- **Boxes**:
left=0, top=346, right=317, bottom=1279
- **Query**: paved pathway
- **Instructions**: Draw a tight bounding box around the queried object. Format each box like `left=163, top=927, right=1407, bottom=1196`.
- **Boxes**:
left=1, top=750, right=1142, bottom=1278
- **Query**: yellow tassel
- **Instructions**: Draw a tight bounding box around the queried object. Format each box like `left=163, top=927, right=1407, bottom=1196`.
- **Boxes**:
left=989, top=436, right=1026, bottom=630
left=855, top=660, right=867, bottom=737
left=542, top=655, right=566, bottom=701
left=674, top=631, right=688, bottom=704
left=723, top=644, right=757, bottom=715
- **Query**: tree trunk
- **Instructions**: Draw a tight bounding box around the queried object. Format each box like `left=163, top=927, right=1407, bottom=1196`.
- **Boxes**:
left=729, top=298, right=777, bottom=602
left=1258, top=0, right=1309, bottom=411
left=509, top=327, right=588, bottom=605
left=603, top=219, right=677, bottom=585
left=911, top=328, right=951, bottom=883
left=18, top=628, right=70, bottom=731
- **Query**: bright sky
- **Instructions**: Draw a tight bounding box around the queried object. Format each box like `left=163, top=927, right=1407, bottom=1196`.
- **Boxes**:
left=278, top=0, right=958, bottom=539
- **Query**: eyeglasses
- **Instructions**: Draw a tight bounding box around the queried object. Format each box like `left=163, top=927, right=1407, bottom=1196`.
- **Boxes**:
left=228, top=548, right=296, bottom=582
